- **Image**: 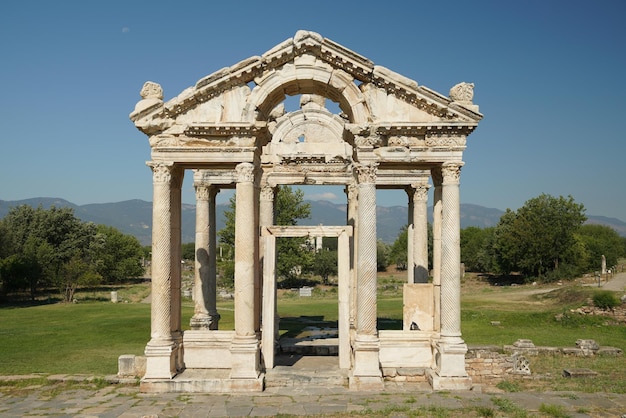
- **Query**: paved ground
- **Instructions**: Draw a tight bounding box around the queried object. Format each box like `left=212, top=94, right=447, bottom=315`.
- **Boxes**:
left=2, top=370, right=626, bottom=417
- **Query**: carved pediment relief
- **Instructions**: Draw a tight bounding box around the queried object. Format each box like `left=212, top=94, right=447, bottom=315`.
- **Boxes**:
left=131, top=30, right=482, bottom=141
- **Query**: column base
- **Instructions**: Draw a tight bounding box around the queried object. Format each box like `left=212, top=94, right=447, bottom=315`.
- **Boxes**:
left=428, top=369, right=473, bottom=391
left=350, top=334, right=383, bottom=390
left=229, top=335, right=261, bottom=379
left=433, top=337, right=469, bottom=378
left=190, top=313, right=220, bottom=330
left=143, top=340, right=178, bottom=380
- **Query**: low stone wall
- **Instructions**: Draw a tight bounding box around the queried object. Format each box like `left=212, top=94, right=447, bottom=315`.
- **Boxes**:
left=465, top=346, right=529, bottom=384
left=566, top=305, right=626, bottom=323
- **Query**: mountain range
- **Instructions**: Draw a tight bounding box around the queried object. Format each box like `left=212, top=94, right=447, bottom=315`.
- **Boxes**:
left=1, top=197, right=625, bottom=246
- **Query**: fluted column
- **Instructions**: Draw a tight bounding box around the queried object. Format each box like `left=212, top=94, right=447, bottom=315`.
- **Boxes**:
left=412, top=183, right=430, bottom=283
left=144, top=161, right=177, bottom=379
left=440, top=162, right=463, bottom=341
left=431, top=169, right=443, bottom=332
left=345, top=183, right=358, bottom=331
left=230, top=162, right=260, bottom=379
left=170, top=166, right=184, bottom=372
left=191, top=183, right=220, bottom=330
left=351, top=162, right=383, bottom=388
left=430, top=161, right=470, bottom=388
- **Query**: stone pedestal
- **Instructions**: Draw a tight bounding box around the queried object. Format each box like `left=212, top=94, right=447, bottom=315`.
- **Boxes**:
left=143, top=342, right=177, bottom=380
left=429, top=339, right=472, bottom=390
left=350, top=334, right=384, bottom=390
left=229, top=336, right=261, bottom=380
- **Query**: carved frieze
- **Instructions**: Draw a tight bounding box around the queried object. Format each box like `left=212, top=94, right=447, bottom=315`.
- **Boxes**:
left=425, top=134, right=467, bottom=149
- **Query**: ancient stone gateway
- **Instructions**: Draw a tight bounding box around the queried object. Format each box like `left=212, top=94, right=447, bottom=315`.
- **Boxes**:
left=130, top=30, right=482, bottom=392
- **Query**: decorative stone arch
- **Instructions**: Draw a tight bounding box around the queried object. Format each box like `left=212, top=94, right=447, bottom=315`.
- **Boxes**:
left=130, top=29, right=482, bottom=393
left=244, top=65, right=370, bottom=124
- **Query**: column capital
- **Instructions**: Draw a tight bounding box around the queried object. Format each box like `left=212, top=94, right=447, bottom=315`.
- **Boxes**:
left=345, top=182, right=358, bottom=201
left=409, top=183, right=431, bottom=202
left=260, top=185, right=276, bottom=202
left=441, top=162, right=464, bottom=185
left=147, top=161, right=175, bottom=183
left=355, top=162, right=378, bottom=184
left=235, top=162, right=255, bottom=183
left=194, top=183, right=219, bottom=201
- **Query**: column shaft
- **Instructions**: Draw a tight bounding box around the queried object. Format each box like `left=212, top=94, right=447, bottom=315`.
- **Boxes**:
left=412, top=183, right=430, bottom=283
left=440, top=163, right=464, bottom=341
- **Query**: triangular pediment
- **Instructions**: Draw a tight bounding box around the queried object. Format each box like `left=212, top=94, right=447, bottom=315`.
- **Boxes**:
left=130, top=30, right=482, bottom=136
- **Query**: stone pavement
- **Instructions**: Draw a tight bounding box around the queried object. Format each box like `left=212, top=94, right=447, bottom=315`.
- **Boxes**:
left=2, top=373, right=626, bottom=417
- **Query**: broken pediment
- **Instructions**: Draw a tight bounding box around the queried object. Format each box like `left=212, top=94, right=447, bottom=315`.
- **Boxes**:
left=130, top=30, right=482, bottom=143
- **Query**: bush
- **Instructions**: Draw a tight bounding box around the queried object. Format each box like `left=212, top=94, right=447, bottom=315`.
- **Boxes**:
left=593, top=290, right=620, bottom=310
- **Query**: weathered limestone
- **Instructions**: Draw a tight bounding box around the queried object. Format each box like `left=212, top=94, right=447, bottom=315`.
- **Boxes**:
left=190, top=180, right=220, bottom=330
left=131, top=30, right=482, bottom=393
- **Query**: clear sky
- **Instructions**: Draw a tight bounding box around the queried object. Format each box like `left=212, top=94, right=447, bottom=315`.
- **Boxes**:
left=1, top=1, right=625, bottom=220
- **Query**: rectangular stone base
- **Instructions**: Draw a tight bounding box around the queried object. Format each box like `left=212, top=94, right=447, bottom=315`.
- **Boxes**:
left=427, top=369, right=472, bottom=391
left=349, top=375, right=384, bottom=391
left=141, top=369, right=264, bottom=393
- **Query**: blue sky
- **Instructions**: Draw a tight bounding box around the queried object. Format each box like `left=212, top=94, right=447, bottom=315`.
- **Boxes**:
left=1, top=1, right=625, bottom=220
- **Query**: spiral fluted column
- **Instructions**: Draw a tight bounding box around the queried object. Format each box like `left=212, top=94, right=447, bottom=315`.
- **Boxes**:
left=440, top=162, right=463, bottom=341
left=351, top=162, right=383, bottom=389
left=144, top=161, right=177, bottom=379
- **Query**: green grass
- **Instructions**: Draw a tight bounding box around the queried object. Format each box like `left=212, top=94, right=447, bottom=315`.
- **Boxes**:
left=2, top=274, right=625, bottom=392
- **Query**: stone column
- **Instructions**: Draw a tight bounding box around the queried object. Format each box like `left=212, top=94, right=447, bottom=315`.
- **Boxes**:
left=144, top=161, right=177, bottom=379
left=230, top=162, right=260, bottom=381
left=440, top=162, right=463, bottom=342
left=412, top=183, right=430, bottom=283
left=190, top=183, right=220, bottom=330
left=431, top=161, right=470, bottom=390
left=345, top=183, right=358, bottom=332
left=259, top=185, right=277, bottom=368
left=170, top=166, right=184, bottom=373
left=406, top=188, right=414, bottom=283
left=351, top=163, right=383, bottom=389
left=431, top=169, right=443, bottom=333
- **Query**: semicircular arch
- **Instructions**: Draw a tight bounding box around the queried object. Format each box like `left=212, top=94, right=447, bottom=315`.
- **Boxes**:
left=243, top=65, right=370, bottom=125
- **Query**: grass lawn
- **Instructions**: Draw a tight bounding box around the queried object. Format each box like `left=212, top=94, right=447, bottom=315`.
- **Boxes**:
left=1, top=273, right=625, bottom=393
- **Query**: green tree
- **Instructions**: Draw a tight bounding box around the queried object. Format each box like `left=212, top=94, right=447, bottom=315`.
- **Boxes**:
left=389, top=226, right=408, bottom=270
left=94, top=225, right=145, bottom=283
left=576, top=224, right=626, bottom=272
left=312, top=248, right=337, bottom=284
left=492, top=194, right=586, bottom=279
left=218, top=185, right=312, bottom=286
left=60, top=254, right=101, bottom=302
left=376, top=240, right=389, bottom=272
left=461, top=226, right=495, bottom=272
left=181, top=242, right=196, bottom=261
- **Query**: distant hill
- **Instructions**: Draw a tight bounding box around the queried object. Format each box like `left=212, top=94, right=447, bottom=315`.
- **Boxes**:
left=1, top=198, right=624, bottom=245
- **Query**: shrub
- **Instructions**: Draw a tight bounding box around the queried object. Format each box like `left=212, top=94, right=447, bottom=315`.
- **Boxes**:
left=593, top=290, right=620, bottom=310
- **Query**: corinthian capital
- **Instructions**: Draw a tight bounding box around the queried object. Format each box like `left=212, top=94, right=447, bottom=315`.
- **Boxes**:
left=260, top=185, right=276, bottom=202
left=235, top=162, right=255, bottom=183
left=441, top=162, right=464, bottom=184
left=411, top=183, right=431, bottom=201
left=355, top=162, right=378, bottom=184
left=147, top=161, right=174, bottom=184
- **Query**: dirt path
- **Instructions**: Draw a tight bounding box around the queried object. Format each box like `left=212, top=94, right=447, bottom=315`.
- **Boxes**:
left=600, top=271, right=626, bottom=291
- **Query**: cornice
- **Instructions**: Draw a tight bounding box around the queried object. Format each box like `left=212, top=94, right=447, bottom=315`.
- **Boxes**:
left=133, top=30, right=483, bottom=127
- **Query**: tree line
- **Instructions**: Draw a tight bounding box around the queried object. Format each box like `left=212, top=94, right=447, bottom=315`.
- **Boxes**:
left=382, top=194, right=626, bottom=282
left=3, top=191, right=623, bottom=303
left=0, top=205, right=146, bottom=302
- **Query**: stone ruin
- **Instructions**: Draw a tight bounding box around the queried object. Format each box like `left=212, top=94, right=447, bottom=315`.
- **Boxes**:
left=129, top=30, right=482, bottom=392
